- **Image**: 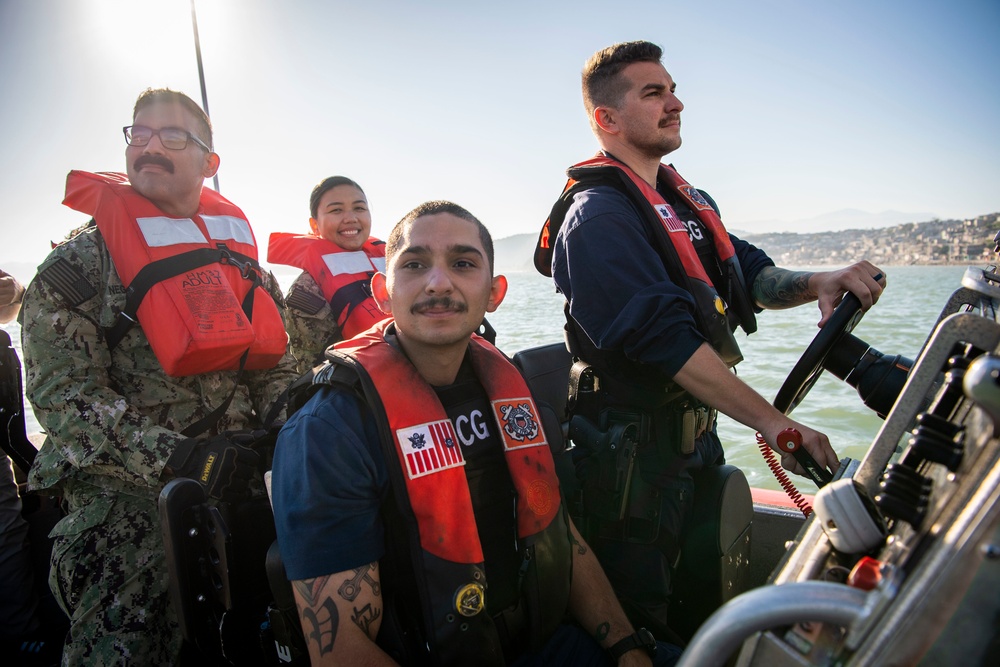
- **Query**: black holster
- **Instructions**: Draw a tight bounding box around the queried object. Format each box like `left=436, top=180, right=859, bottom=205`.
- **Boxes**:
left=563, top=360, right=713, bottom=546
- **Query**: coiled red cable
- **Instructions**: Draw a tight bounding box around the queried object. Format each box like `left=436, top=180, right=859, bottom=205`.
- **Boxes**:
left=756, top=432, right=813, bottom=518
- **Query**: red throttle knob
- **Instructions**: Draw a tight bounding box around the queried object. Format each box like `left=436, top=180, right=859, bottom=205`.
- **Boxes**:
left=776, top=428, right=802, bottom=452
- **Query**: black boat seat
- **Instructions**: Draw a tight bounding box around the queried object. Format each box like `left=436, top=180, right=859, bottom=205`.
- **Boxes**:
left=511, top=342, right=753, bottom=643
left=158, top=478, right=307, bottom=665
left=670, top=463, right=753, bottom=642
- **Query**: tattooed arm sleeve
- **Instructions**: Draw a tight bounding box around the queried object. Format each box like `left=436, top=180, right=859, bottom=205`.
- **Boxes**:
left=751, top=265, right=817, bottom=309
left=565, top=516, right=644, bottom=653
left=291, top=561, right=395, bottom=666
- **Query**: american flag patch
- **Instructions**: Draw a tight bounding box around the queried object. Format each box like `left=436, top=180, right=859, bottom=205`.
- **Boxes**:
left=396, top=419, right=465, bottom=479
left=655, top=204, right=686, bottom=232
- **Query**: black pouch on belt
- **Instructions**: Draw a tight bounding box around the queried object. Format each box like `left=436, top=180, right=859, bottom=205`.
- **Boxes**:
left=664, top=400, right=715, bottom=456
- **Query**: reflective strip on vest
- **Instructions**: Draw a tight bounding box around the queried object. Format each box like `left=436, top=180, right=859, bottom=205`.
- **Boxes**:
left=136, top=217, right=206, bottom=246
left=322, top=250, right=380, bottom=276
left=202, top=215, right=256, bottom=245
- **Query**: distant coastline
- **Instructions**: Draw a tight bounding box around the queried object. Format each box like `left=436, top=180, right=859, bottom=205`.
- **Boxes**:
left=494, top=212, right=1000, bottom=272
left=5, top=212, right=997, bottom=284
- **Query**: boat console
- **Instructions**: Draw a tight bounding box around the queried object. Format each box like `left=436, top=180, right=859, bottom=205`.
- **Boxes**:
left=680, top=263, right=1000, bottom=667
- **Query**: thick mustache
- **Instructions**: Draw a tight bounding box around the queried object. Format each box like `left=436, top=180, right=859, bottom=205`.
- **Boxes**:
left=133, top=155, right=175, bottom=173
left=412, top=297, right=467, bottom=314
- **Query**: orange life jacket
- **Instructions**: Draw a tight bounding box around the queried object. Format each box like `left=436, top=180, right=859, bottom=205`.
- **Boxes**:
left=535, top=156, right=758, bottom=367
left=63, top=170, right=288, bottom=376
left=327, top=320, right=570, bottom=663
left=267, top=232, right=387, bottom=338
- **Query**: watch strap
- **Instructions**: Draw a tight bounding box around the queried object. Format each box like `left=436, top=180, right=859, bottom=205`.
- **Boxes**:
left=608, top=628, right=656, bottom=660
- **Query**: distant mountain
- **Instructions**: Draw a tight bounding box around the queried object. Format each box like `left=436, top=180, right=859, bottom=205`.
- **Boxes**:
left=494, top=233, right=540, bottom=273
left=496, top=212, right=1000, bottom=270
left=730, top=209, right=938, bottom=236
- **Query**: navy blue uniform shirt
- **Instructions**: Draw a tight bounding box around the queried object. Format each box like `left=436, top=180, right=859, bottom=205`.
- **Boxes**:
left=552, top=184, right=773, bottom=380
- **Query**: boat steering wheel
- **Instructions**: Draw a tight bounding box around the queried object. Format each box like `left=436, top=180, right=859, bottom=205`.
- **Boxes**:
left=773, top=292, right=866, bottom=415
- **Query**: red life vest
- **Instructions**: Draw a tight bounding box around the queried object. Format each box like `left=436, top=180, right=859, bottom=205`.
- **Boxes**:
left=267, top=233, right=387, bottom=338
left=329, top=320, right=570, bottom=663
left=63, top=170, right=288, bottom=376
left=535, top=156, right=758, bottom=367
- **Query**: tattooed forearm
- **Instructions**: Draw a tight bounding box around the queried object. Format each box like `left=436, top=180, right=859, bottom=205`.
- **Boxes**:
left=338, top=562, right=381, bottom=601
left=295, top=576, right=332, bottom=607
left=752, top=266, right=815, bottom=309
left=294, top=579, right=340, bottom=657
left=352, top=602, right=382, bottom=637
left=569, top=532, right=587, bottom=556
left=595, top=621, right=610, bottom=642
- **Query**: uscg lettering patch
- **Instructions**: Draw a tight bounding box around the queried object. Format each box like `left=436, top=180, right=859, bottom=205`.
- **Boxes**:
left=491, top=398, right=548, bottom=451
left=396, top=419, right=465, bottom=479
left=679, top=185, right=715, bottom=212
left=655, top=203, right=686, bottom=232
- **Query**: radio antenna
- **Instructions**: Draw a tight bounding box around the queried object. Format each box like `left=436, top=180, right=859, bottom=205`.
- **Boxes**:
left=190, top=0, right=220, bottom=192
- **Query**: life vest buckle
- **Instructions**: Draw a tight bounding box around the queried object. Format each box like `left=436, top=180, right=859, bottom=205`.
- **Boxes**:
left=219, top=249, right=257, bottom=281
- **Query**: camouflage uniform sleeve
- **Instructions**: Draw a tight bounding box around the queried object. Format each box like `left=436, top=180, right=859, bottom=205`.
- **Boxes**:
left=244, top=270, right=303, bottom=421
left=283, top=271, right=343, bottom=375
left=21, top=229, right=184, bottom=490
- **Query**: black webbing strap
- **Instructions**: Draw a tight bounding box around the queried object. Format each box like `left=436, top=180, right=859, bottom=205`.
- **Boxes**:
left=105, top=247, right=261, bottom=350
left=327, top=278, right=373, bottom=326
left=179, top=350, right=248, bottom=438
left=178, top=260, right=265, bottom=439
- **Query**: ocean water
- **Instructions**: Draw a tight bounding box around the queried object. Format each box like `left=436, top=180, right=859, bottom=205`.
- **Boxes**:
left=5, top=264, right=972, bottom=493
left=486, top=264, right=970, bottom=492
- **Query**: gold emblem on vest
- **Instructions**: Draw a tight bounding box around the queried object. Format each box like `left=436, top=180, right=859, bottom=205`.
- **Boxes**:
left=454, top=582, right=486, bottom=617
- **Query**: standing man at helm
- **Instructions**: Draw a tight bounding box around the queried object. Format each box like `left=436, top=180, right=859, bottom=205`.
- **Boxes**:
left=20, top=88, right=297, bottom=664
left=534, top=41, right=885, bottom=641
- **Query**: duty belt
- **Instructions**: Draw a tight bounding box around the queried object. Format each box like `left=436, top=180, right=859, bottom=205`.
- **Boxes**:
left=691, top=405, right=717, bottom=439
left=678, top=402, right=717, bottom=455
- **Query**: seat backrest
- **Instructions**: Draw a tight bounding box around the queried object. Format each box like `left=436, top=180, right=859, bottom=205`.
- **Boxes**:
left=511, top=342, right=572, bottom=418
left=511, top=342, right=573, bottom=450
left=669, top=463, right=753, bottom=642
left=159, top=478, right=306, bottom=664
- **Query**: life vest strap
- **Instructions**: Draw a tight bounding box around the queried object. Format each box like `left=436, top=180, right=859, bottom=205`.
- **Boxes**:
left=327, top=278, right=373, bottom=325
left=102, top=246, right=264, bottom=439
left=105, top=247, right=262, bottom=350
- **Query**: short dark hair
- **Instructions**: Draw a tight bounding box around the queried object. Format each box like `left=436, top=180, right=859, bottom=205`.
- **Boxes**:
left=133, top=88, right=213, bottom=149
left=309, top=176, right=366, bottom=219
left=582, top=41, right=663, bottom=117
left=387, top=201, right=494, bottom=274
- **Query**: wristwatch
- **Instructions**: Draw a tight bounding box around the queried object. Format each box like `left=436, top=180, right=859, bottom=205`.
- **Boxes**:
left=608, top=627, right=657, bottom=661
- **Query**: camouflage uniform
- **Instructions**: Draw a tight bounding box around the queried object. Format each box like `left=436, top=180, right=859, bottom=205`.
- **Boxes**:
left=283, top=270, right=344, bottom=375
left=21, top=223, right=298, bottom=665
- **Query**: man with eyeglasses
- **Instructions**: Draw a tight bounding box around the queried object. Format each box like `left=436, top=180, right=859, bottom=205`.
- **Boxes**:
left=19, top=88, right=298, bottom=664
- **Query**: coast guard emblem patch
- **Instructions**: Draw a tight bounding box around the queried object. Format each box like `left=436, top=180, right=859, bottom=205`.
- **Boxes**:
left=396, top=419, right=464, bottom=479
left=492, top=398, right=547, bottom=450
left=679, top=185, right=715, bottom=212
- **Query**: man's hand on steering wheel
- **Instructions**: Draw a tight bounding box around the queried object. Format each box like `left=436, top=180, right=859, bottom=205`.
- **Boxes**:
left=810, top=261, right=886, bottom=328
left=760, top=417, right=839, bottom=479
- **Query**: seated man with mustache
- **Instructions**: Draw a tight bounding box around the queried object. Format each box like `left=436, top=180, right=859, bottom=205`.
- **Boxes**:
left=20, top=88, right=297, bottom=664
left=271, top=201, right=681, bottom=665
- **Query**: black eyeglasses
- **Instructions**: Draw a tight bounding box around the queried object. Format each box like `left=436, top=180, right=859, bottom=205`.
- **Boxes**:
left=123, top=125, right=212, bottom=152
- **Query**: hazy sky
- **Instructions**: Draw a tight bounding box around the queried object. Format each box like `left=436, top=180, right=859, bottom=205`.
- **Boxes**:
left=1, top=0, right=998, bottom=281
